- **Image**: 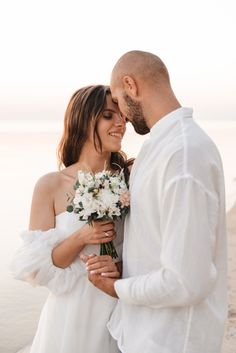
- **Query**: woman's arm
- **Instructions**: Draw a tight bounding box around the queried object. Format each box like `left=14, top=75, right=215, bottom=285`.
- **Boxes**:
left=52, top=221, right=116, bottom=269
left=29, top=173, right=116, bottom=269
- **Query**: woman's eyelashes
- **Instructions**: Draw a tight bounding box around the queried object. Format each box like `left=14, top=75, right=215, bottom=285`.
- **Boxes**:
left=103, top=113, right=113, bottom=120
left=103, top=112, right=129, bottom=123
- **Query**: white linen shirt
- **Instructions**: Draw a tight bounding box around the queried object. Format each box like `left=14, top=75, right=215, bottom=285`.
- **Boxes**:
left=108, top=108, right=228, bottom=353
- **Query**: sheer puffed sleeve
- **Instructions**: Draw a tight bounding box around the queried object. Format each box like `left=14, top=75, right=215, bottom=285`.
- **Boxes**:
left=10, top=228, right=85, bottom=295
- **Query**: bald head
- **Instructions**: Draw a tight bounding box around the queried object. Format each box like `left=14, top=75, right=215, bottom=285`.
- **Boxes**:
left=111, top=50, right=170, bottom=87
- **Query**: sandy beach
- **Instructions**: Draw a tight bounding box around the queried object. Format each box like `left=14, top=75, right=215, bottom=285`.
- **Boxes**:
left=222, top=203, right=236, bottom=353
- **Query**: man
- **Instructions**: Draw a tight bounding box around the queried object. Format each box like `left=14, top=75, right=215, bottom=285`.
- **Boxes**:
left=86, top=50, right=228, bottom=353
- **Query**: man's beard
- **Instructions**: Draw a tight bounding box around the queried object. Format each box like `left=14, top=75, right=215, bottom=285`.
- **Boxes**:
left=123, top=94, right=150, bottom=135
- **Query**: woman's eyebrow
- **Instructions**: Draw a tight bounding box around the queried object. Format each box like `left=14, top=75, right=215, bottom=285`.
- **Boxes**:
left=103, top=108, right=117, bottom=113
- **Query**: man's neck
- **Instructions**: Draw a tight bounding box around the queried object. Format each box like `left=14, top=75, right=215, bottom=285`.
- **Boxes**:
left=143, top=87, right=181, bottom=129
left=147, top=101, right=181, bottom=129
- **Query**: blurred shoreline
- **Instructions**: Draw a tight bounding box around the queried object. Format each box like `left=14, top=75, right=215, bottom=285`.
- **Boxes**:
left=1, top=119, right=236, bottom=209
left=1, top=118, right=236, bottom=132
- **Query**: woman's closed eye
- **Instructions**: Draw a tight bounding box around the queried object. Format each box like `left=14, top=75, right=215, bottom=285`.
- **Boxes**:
left=103, top=113, right=113, bottom=120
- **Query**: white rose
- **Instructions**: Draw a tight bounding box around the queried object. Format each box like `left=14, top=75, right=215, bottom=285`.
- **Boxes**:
left=98, top=189, right=119, bottom=207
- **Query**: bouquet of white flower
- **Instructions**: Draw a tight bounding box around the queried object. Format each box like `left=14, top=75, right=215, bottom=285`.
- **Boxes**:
left=67, top=169, right=130, bottom=258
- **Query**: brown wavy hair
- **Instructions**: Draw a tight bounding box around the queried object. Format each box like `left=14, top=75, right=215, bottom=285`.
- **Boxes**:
left=57, top=85, right=133, bottom=182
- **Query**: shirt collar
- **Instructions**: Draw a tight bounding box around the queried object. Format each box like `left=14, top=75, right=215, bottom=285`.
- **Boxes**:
left=150, top=107, right=193, bottom=138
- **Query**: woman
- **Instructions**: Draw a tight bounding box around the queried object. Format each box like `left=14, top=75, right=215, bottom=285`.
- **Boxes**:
left=11, top=85, right=131, bottom=353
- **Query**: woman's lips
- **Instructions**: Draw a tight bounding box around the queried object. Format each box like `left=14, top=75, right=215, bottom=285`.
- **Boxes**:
left=108, top=132, right=123, bottom=139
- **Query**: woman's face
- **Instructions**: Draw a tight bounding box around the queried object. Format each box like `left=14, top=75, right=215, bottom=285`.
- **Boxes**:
left=95, top=94, right=126, bottom=152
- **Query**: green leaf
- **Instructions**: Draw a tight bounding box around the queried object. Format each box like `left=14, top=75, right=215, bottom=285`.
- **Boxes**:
left=66, top=205, right=74, bottom=213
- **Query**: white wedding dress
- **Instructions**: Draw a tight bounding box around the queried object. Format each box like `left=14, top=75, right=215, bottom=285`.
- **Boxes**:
left=11, top=211, right=123, bottom=353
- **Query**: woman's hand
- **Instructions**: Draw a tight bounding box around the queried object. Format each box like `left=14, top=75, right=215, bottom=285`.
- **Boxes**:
left=78, top=220, right=116, bottom=246
left=80, top=254, right=121, bottom=278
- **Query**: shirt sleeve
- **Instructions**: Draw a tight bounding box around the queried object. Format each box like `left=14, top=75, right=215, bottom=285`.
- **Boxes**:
left=115, top=176, right=219, bottom=308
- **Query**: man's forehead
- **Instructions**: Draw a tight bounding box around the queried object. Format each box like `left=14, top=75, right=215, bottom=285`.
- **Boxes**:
left=110, top=72, right=120, bottom=90
left=105, top=94, right=118, bottom=110
left=110, top=82, right=120, bottom=95
left=109, top=84, right=118, bottom=103
left=109, top=79, right=115, bottom=91
left=111, top=96, right=118, bottom=105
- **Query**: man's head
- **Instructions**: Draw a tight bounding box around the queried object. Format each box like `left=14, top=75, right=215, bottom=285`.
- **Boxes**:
left=110, top=50, right=171, bottom=134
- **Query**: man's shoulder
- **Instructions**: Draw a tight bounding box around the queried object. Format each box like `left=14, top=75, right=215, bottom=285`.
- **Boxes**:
left=186, top=121, right=221, bottom=160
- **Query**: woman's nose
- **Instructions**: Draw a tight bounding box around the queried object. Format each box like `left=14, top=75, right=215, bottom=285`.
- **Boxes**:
left=114, top=113, right=126, bottom=126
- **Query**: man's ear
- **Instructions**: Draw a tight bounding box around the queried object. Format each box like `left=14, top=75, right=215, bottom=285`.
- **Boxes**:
left=122, top=75, right=138, bottom=98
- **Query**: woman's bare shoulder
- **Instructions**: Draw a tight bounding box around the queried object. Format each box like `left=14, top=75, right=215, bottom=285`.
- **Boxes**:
left=29, top=172, right=62, bottom=230
left=33, top=171, right=61, bottom=194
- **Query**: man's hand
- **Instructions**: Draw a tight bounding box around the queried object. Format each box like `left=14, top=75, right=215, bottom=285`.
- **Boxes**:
left=88, top=273, right=118, bottom=298
left=80, top=254, right=119, bottom=298
left=82, top=254, right=120, bottom=278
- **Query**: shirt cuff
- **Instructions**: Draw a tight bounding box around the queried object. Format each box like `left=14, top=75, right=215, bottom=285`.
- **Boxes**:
left=115, top=278, right=135, bottom=304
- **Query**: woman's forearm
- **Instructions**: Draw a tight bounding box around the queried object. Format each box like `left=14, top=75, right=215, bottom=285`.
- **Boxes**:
left=52, top=230, right=85, bottom=268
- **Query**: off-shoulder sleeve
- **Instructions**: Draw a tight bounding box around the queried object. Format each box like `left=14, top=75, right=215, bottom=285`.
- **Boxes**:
left=10, top=228, right=85, bottom=296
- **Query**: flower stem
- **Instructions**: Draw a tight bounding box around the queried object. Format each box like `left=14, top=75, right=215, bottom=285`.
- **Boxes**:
left=100, top=241, right=118, bottom=259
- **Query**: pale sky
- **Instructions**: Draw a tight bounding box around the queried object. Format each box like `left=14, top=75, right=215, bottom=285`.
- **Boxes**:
left=0, top=0, right=235, bottom=121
